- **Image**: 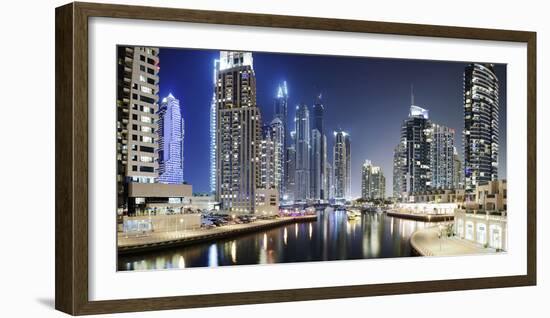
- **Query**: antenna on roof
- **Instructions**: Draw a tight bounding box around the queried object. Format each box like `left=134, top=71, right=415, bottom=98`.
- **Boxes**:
left=410, top=84, right=415, bottom=105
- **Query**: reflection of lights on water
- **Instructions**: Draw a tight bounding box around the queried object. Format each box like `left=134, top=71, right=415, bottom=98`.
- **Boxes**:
left=178, top=256, right=186, bottom=269
left=231, top=241, right=237, bottom=263
left=283, top=227, right=288, bottom=245
left=263, top=233, right=267, bottom=250
left=390, top=220, right=394, bottom=236
left=295, top=223, right=299, bottom=237
left=208, top=244, right=218, bottom=267
left=309, top=223, right=313, bottom=239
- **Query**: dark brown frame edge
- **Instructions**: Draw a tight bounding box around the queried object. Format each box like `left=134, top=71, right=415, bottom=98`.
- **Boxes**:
left=55, top=1, right=537, bottom=315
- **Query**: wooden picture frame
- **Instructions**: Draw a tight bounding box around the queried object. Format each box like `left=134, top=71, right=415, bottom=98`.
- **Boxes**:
left=55, top=1, right=536, bottom=315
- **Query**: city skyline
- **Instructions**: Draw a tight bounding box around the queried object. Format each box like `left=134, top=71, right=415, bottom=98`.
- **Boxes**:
left=158, top=48, right=507, bottom=198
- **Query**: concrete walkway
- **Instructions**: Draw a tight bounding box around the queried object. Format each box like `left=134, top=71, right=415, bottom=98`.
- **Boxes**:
left=410, top=226, right=496, bottom=256
left=118, top=215, right=317, bottom=253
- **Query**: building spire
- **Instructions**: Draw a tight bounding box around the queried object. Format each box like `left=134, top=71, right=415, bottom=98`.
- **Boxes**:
left=410, top=84, right=415, bottom=106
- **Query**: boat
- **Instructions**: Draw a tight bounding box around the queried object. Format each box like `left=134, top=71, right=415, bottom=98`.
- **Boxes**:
left=347, top=209, right=361, bottom=221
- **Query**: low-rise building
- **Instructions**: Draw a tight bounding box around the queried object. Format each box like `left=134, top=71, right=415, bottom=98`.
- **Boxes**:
left=128, top=183, right=193, bottom=215
left=187, top=194, right=217, bottom=212
left=454, top=180, right=507, bottom=250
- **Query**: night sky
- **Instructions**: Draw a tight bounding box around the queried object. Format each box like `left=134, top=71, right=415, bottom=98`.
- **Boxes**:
left=158, top=48, right=507, bottom=198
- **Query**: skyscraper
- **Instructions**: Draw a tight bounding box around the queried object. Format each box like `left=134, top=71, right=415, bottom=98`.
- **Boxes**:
left=310, top=94, right=325, bottom=201
left=209, top=59, right=220, bottom=194
left=463, top=63, right=499, bottom=191
left=310, top=129, right=322, bottom=201
left=393, top=142, right=406, bottom=200
left=215, top=51, right=262, bottom=214
left=326, top=161, right=334, bottom=200
left=259, top=125, right=277, bottom=190
left=294, top=103, right=311, bottom=202
left=430, top=123, right=455, bottom=189
left=269, top=117, right=285, bottom=193
left=116, top=46, right=160, bottom=214
left=158, top=93, right=184, bottom=184
left=284, top=131, right=297, bottom=203
left=274, top=81, right=289, bottom=199
left=401, top=105, right=432, bottom=194
left=361, top=160, right=385, bottom=200
left=333, top=130, right=351, bottom=202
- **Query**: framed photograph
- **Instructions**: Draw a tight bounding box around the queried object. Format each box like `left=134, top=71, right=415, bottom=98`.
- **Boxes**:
left=55, top=2, right=537, bottom=315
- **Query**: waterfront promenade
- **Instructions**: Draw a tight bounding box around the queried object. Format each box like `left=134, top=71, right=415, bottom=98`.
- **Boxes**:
left=410, top=226, right=496, bottom=256
left=387, top=210, right=454, bottom=222
left=118, top=215, right=317, bottom=254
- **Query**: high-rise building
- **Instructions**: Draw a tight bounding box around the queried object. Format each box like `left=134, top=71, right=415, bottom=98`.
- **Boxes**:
left=326, top=161, right=334, bottom=200
left=294, top=103, right=311, bottom=202
left=269, top=118, right=285, bottom=193
left=430, top=123, right=455, bottom=189
left=393, top=142, right=406, bottom=200
left=215, top=51, right=262, bottom=214
left=333, top=130, right=351, bottom=202
left=310, top=94, right=326, bottom=201
left=463, top=63, right=499, bottom=191
left=310, top=129, right=322, bottom=201
left=322, top=135, right=329, bottom=201
left=116, top=46, right=160, bottom=214
left=158, top=93, right=184, bottom=184
left=274, top=81, right=289, bottom=198
left=259, top=125, right=277, bottom=190
left=283, top=131, right=297, bottom=203
left=209, top=59, right=220, bottom=194
left=453, top=147, right=464, bottom=189
left=361, top=160, right=385, bottom=200
left=401, top=105, right=432, bottom=194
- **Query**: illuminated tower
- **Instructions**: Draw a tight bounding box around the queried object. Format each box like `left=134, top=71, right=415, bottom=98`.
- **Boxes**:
left=430, top=123, right=455, bottom=189
left=463, top=63, right=499, bottom=191
left=333, top=130, right=351, bottom=202
left=215, top=51, right=262, bottom=214
left=116, top=46, right=160, bottom=215
left=158, top=93, right=184, bottom=184
left=294, top=103, right=311, bottom=202
left=209, top=59, right=220, bottom=194
left=401, top=105, right=432, bottom=194
left=311, top=94, right=325, bottom=201
left=274, top=81, right=289, bottom=199
left=361, top=160, right=385, bottom=200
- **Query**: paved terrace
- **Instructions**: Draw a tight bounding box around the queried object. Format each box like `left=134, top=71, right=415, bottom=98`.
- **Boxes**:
left=410, top=226, right=497, bottom=256
left=118, top=215, right=317, bottom=254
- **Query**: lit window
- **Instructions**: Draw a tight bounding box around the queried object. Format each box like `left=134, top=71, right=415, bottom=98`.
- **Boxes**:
left=141, top=116, right=151, bottom=123
left=140, top=156, right=153, bottom=163
left=141, top=86, right=153, bottom=94
left=142, top=136, right=153, bottom=143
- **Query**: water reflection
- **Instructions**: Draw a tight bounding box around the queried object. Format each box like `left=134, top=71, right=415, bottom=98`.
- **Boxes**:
left=119, top=209, right=432, bottom=271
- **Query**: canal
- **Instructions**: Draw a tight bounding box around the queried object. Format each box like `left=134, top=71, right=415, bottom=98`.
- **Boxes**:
left=118, top=209, right=432, bottom=271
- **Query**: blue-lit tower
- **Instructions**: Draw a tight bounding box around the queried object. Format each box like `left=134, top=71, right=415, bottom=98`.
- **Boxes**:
left=158, top=93, right=184, bottom=184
